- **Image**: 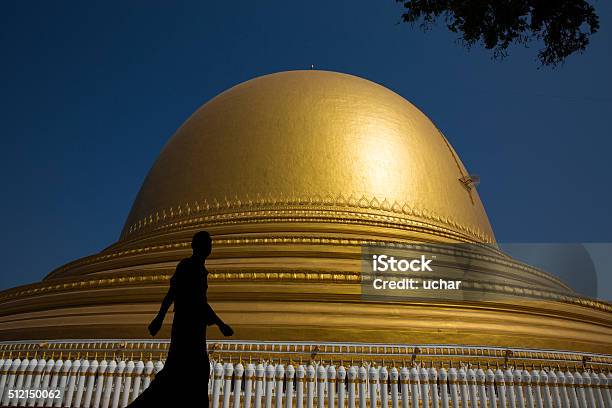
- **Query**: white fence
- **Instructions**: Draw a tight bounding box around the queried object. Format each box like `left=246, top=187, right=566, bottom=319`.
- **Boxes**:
left=0, top=357, right=610, bottom=408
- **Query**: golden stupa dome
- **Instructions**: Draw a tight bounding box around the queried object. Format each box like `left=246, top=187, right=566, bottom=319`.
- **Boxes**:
left=3, top=70, right=609, bottom=354
left=122, top=70, right=494, bottom=244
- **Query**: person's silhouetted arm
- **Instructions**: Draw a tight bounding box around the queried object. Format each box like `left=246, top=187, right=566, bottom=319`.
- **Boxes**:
left=205, top=303, right=234, bottom=336
left=148, top=276, right=176, bottom=336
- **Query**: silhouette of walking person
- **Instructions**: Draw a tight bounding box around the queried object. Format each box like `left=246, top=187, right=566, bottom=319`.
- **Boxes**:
left=128, top=231, right=234, bottom=407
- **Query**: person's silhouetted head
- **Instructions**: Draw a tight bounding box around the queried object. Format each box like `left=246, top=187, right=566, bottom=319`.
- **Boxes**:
left=192, top=231, right=212, bottom=257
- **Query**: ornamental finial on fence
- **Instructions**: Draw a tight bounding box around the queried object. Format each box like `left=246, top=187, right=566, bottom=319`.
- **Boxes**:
left=582, top=355, right=591, bottom=369
left=411, top=347, right=420, bottom=365
left=211, top=343, right=223, bottom=359
left=311, top=345, right=320, bottom=360
left=504, top=349, right=513, bottom=368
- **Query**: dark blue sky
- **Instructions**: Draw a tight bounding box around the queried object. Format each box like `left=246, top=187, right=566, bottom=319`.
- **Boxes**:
left=1, top=1, right=611, bottom=292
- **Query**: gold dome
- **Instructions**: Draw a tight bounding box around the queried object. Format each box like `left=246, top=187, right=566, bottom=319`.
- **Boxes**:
left=2, top=70, right=609, bottom=354
left=122, top=70, right=494, bottom=244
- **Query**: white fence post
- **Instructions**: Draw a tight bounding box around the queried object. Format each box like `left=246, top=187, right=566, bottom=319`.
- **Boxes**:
left=539, top=370, right=553, bottom=408
left=337, top=366, right=346, bottom=408
left=476, top=368, right=488, bottom=408
left=522, top=369, right=535, bottom=408
left=504, top=369, right=517, bottom=408
left=514, top=369, right=526, bottom=408
left=306, top=365, right=315, bottom=408
left=327, top=365, right=336, bottom=408
left=448, top=368, right=460, bottom=408
left=495, top=369, right=508, bottom=408
left=317, top=365, right=326, bottom=408
left=347, top=366, right=357, bottom=408
left=458, top=367, right=469, bottom=408
left=233, top=363, right=244, bottom=408
left=389, top=367, right=399, bottom=408
left=295, top=365, right=305, bottom=408
left=598, top=372, right=611, bottom=408
left=530, top=370, right=542, bottom=408
left=419, top=367, right=429, bottom=408
left=245, top=363, right=256, bottom=408
left=549, top=370, right=563, bottom=408
left=573, top=372, right=587, bottom=408
left=556, top=371, right=570, bottom=408
left=485, top=369, right=497, bottom=408
left=253, top=363, right=265, bottom=408
left=380, top=366, right=389, bottom=408
left=565, top=371, right=580, bottom=408
left=409, top=367, right=419, bottom=408
left=358, top=366, right=367, bottom=408
left=368, top=366, right=377, bottom=408
left=266, top=363, right=275, bottom=408
left=438, top=368, right=449, bottom=408
left=399, top=367, right=409, bottom=408
left=276, top=364, right=285, bottom=408
left=429, top=367, right=439, bottom=408
left=587, top=372, right=601, bottom=408
left=467, top=368, right=478, bottom=408
left=212, top=362, right=224, bottom=408
left=223, top=362, right=235, bottom=408
left=285, top=365, right=295, bottom=408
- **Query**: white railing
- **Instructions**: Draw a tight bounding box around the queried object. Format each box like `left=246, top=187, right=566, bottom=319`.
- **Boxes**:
left=1, top=357, right=611, bottom=408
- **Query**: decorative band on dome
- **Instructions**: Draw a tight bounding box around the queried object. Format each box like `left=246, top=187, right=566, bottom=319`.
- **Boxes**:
left=121, top=193, right=495, bottom=244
